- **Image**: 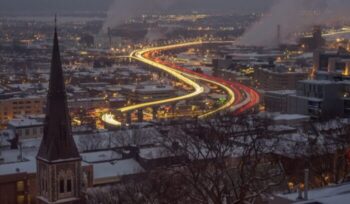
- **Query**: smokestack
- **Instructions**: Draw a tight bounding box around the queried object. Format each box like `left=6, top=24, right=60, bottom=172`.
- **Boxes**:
left=107, top=27, right=112, bottom=48
left=277, top=24, right=281, bottom=45
left=239, top=0, right=350, bottom=47
left=9, top=133, right=19, bottom=149
left=304, top=169, right=309, bottom=200
left=17, top=142, right=23, bottom=161
left=313, top=25, right=322, bottom=39
left=312, top=25, right=325, bottom=49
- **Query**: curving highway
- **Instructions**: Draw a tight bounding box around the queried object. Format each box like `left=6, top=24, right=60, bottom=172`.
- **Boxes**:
left=102, top=41, right=260, bottom=126
left=304, top=27, right=350, bottom=38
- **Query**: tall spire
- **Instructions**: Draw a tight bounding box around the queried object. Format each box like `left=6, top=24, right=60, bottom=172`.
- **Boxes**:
left=37, top=17, right=80, bottom=162
left=54, top=14, right=57, bottom=27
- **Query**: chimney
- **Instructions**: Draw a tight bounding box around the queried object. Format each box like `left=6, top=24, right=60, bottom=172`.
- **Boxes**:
left=17, top=142, right=23, bottom=161
left=107, top=27, right=112, bottom=48
left=9, top=133, right=19, bottom=149
left=297, top=183, right=303, bottom=200
left=277, top=24, right=281, bottom=45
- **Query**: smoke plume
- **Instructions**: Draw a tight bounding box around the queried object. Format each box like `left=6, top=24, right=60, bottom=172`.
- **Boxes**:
left=102, top=0, right=175, bottom=32
left=238, top=0, right=350, bottom=47
left=101, top=0, right=275, bottom=33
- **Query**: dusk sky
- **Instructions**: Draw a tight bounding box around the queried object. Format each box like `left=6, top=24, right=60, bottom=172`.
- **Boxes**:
left=0, top=0, right=274, bottom=14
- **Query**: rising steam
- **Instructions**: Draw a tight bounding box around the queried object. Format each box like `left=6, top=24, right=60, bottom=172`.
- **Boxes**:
left=102, top=0, right=175, bottom=32
left=238, top=0, right=350, bottom=47
left=101, top=0, right=272, bottom=33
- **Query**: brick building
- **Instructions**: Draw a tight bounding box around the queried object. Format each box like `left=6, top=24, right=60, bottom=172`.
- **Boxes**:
left=0, top=96, right=44, bottom=124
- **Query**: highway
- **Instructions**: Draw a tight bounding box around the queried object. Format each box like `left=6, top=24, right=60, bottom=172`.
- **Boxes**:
left=119, top=42, right=206, bottom=112
left=304, top=27, right=350, bottom=38
left=102, top=41, right=260, bottom=126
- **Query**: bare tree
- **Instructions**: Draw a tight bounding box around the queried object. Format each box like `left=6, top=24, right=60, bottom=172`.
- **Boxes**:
left=158, top=115, right=284, bottom=204
left=87, top=114, right=285, bottom=204
left=87, top=171, right=191, bottom=204
left=308, top=119, right=350, bottom=184
left=78, top=133, right=105, bottom=152
left=284, top=118, right=350, bottom=188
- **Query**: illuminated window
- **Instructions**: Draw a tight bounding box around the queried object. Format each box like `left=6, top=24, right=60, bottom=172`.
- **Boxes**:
left=17, top=181, right=24, bottom=192
left=17, top=195, right=25, bottom=204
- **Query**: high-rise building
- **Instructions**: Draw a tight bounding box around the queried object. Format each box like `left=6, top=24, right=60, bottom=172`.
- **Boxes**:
left=313, top=48, right=350, bottom=76
left=277, top=24, right=281, bottom=45
left=36, top=21, right=83, bottom=204
left=287, top=79, right=345, bottom=119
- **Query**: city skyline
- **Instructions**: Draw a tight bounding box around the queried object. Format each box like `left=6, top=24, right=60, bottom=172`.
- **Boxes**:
left=1, top=1, right=350, bottom=204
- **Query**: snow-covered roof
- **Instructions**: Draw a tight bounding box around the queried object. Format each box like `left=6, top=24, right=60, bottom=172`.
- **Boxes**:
left=139, top=146, right=171, bottom=160
left=81, top=150, right=122, bottom=163
left=91, top=158, right=144, bottom=179
left=273, top=114, right=310, bottom=121
left=122, top=84, right=175, bottom=93
left=8, top=118, right=43, bottom=128
left=299, top=79, right=335, bottom=85
left=0, top=157, right=36, bottom=175
left=265, top=90, right=296, bottom=96
left=278, top=182, right=350, bottom=204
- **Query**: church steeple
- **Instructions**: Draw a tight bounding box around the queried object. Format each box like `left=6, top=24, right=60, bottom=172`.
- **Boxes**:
left=36, top=17, right=83, bottom=204
left=37, top=16, right=80, bottom=162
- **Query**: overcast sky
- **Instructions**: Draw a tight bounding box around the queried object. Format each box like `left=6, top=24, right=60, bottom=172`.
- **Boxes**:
left=0, top=0, right=274, bottom=14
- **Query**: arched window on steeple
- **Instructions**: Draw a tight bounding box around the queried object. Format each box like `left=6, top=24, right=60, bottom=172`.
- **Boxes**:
left=67, top=179, right=72, bottom=192
left=58, top=169, right=74, bottom=198
left=59, top=179, right=65, bottom=193
left=58, top=170, right=66, bottom=194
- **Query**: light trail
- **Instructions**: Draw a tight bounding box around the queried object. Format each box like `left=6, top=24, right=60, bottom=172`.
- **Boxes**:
left=160, top=58, right=259, bottom=117
left=102, top=42, right=207, bottom=126
left=102, top=40, right=259, bottom=126
left=102, top=113, right=122, bottom=127
left=129, top=40, right=239, bottom=119
left=118, top=43, right=205, bottom=112
left=181, top=72, right=235, bottom=118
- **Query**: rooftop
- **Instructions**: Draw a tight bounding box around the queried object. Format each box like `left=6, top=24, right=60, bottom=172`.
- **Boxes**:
left=88, top=158, right=145, bottom=180
left=8, top=118, right=43, bottom=128
left=277, top=182, right=350, bottom=204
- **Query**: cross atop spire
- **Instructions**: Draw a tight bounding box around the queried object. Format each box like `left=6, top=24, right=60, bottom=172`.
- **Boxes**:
left=37, top=17, right=80, bottom=162
left=54, top=14, right=57, bottom=30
